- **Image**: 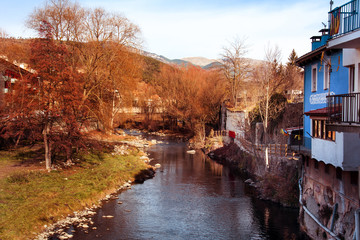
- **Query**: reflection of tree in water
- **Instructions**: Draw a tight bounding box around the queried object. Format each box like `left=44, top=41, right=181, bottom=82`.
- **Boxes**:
left=202, top=154, right=223, bottom=177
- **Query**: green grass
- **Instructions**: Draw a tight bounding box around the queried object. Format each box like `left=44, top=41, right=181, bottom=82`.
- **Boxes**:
left=0, top=150, right=20, bottom=166
left=0, top=150, right=148, bottom=240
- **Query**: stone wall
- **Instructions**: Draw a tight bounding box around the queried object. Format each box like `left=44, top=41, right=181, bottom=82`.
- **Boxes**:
left=300, top=157, right=359, bottom=240
left=211, top=136, right=301, bottom=207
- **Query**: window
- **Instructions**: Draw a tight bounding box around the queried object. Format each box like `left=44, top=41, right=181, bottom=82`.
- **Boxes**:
left=314, top=160, right=319, bottom=169
left=312, top=65, right=317, bottom=92
left=312, top=119, right=335, bottom=141
left=351, top=171, right=358, bottom=185
left=336, top=167, right=342, bottom=180
left=349, top=65, right=355, bottom=93
left=324, top=64, right=329, bottom=90
left=325, top=164, right=330, bottom=174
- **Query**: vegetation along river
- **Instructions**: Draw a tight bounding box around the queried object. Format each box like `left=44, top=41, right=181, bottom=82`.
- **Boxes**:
left=68, top=135, right=306, bottom=240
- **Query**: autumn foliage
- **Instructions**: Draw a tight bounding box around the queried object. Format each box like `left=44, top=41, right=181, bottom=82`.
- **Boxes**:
left=155, top=64, right=226, bottom=146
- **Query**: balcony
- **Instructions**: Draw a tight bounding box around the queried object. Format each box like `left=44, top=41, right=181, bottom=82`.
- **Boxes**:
left=329, top=0, right=359, bottom=39
left=327, top=92, right=360, bottom=132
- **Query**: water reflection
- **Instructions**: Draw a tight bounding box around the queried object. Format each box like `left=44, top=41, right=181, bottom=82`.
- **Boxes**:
left=70, top=138, right=304, bottom=240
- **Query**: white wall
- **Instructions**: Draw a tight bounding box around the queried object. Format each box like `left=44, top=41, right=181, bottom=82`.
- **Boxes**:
left=225, top=110, right=245, bottom=136
left=312, top=134, right=342, bottom=168
left=312, top=132, right=360, bottom=171
left=343, top=48, right=360, bottom=92
left=343, top=132, right=360, bottom=171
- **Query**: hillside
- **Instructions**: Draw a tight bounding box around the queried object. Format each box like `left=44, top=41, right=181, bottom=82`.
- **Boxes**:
left=142, top=50, right=264, bottom=70
left=181, top=57, right=219, bottom=67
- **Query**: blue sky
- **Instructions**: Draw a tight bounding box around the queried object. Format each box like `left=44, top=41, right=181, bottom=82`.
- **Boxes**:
left=0, top=0, right=350, bottom=62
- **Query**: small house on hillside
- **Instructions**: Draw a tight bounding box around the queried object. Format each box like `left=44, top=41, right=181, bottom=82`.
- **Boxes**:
left=0, top=58, right=31, bottom=107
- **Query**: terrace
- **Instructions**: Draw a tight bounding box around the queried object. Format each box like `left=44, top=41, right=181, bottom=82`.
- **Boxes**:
left=327, top=93, right=360, bottom=132
left=329, top=0, right=359, bottom=39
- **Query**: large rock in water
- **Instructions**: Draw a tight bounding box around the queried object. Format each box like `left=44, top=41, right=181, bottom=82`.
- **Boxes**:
left=134, top=168, right=156, bottom=183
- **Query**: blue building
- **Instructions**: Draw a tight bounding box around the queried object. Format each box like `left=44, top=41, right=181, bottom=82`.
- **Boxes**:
left=296, top=1, right=360, bottom=239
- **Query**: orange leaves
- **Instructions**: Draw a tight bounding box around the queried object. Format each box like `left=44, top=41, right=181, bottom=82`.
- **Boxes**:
left=156, top=64, right=226, bottom=129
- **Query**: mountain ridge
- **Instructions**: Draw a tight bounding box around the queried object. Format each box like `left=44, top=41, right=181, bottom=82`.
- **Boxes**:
left=141, top=50, right=263, bottom=69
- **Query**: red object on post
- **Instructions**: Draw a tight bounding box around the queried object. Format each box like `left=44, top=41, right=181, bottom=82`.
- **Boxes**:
left=229, top=131, right=235, bottom=139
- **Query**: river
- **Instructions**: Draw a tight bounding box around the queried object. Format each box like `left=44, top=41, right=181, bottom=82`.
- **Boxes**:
left=69, top=136, right=307, bottom=240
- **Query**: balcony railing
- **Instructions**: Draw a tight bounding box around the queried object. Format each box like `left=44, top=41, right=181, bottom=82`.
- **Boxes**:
left=327, top=92, right=360, bottom=124
left=329, top=0, right=359, bottom=38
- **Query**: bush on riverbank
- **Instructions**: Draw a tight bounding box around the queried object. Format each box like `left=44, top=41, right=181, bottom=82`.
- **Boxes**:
left=0, top=147, right=149, bottom=240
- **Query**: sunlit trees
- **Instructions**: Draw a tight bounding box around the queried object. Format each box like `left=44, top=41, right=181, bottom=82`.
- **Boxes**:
left=155, top=65, right=226, bottom=146
left=27, top=0, right=143, bottom=133
left=0, top=21, right=89, bottom=169
left=29, top=21, right=89, bottom=169
left=252, top=45, right=287, bottom=136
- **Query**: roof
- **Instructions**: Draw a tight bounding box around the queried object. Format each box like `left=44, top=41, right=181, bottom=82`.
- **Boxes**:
left=0, top=58, right=31, bottom=77
left=295, top=45, right=327, bottom=67
left=285, top=126, right=303, bottom=132
left=304, top=107, right=330, bottom=116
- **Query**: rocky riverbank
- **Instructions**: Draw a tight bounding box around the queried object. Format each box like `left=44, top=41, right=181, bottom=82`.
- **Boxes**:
left=34, top=134, right=160, bottom=240
left=0, top=130, right=164, bottom=240
left=208, top=142, right=300, bottom=208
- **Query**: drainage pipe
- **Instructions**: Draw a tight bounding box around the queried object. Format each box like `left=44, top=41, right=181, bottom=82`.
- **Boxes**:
left=299, top=177, right=341, bottom=240
left=355, top=208, right=360, bottom=240
left=330, top=203, right=338, bottom=231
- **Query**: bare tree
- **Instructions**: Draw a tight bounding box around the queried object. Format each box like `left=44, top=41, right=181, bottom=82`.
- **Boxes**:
left=253, top=44, right=286, bottom=135
left=220, top=37, right=250, bottom=107
left=0, top=28, right=8, bottom=38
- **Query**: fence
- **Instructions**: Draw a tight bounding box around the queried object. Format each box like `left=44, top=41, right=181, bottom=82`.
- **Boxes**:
left=255, top=144, right=288, bottom=157
left=214, top=130, right=290, bottom=158
left=329, top=0, right=359, bottom=38
left=327, top=92, right=360, bottom=124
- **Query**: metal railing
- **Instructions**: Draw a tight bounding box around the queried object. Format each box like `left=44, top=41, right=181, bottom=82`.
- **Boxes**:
left=330, top=0, right=359, bottom=38
left=327, top=92, right=360, bottom=124
left=255, top=144, right=288, bottom=157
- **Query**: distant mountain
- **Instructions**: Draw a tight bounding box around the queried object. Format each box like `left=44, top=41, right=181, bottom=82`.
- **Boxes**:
left=141, top=51, right=220, bottom=68
left=141, top=51, right=263, bottom=69
left=181, top=57, right=220, bottom=67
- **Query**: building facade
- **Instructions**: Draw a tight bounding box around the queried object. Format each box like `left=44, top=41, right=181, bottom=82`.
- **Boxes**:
left=297, top=1, right=360, bottom=239
left=0, top=58, right=31, bottom=107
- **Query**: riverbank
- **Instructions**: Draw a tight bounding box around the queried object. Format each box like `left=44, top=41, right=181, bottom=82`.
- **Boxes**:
left=0, top=134, right=155, bottom=240
left=208, top=141, right=300, bottom=208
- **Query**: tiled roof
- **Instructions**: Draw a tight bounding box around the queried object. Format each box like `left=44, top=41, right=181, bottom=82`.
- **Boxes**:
left=304, top=107, right=329, bottom=116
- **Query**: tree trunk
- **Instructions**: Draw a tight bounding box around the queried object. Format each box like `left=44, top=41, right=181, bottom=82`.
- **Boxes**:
left=43, top=123, right=51, bottom=170
left=14, top=133, right=22, bottom=148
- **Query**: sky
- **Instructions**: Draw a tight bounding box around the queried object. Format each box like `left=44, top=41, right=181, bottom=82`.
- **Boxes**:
left=0, top=0, right=351, bottom=62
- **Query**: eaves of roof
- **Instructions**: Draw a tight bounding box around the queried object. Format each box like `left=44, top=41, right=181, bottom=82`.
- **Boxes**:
left=0, top=58, right=32, bottom=76
left=295, top=45, right=327, bottom=67
left=304, top=106, right=332, bottom=116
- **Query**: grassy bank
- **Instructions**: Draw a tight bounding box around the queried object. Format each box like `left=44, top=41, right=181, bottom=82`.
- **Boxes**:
left=0, top=148, right=149, bottom=240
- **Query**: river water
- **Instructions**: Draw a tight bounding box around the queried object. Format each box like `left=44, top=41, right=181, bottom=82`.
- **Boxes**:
left=70, top=136, right=306, bottom=240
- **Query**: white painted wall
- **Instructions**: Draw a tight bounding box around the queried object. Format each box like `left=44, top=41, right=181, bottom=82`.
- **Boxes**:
left=312, top=134, right=342, bottom=168
left=343, top=132, right=360, bottom=171
left=312, top=132, right=360, bottom=171
left=225, top=110, right=245, bottom=137
left=343, top=48, right=360, bottom=92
